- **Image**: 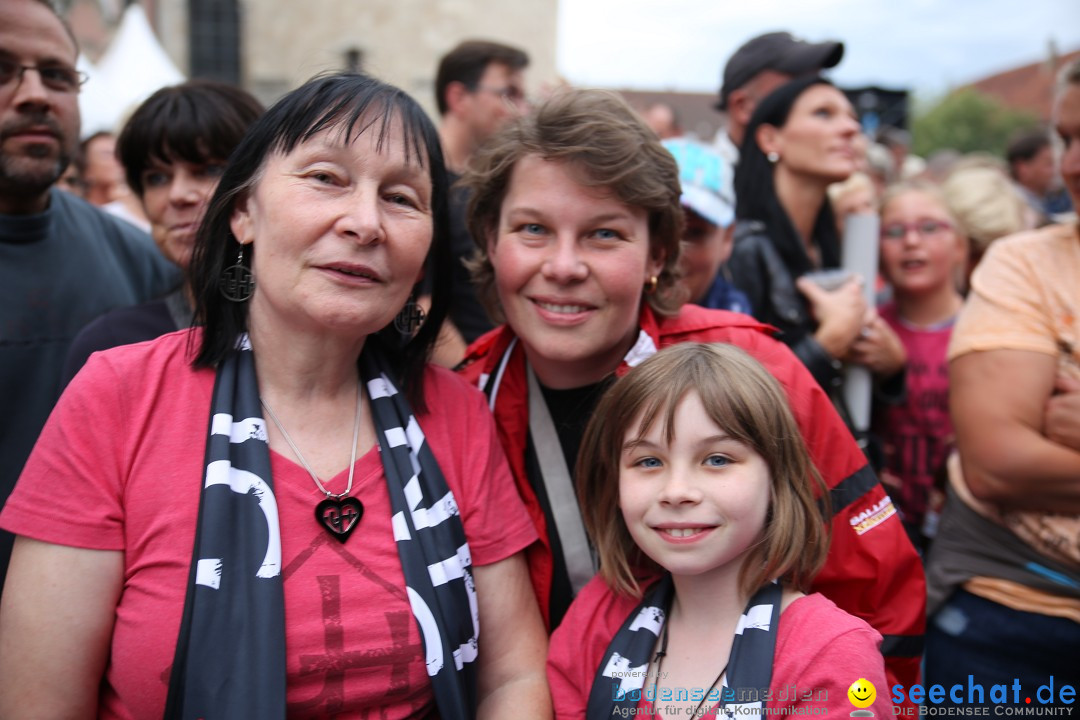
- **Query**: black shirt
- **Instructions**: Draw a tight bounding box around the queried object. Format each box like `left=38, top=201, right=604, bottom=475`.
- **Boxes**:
left=445, top=172, right=495, bottom=343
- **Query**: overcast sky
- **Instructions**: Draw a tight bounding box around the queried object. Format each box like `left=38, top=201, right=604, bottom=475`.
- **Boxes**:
left=557, top=0, right=1080, bottom=100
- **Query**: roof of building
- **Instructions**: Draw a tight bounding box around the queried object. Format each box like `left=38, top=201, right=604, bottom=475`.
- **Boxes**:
left=966, top=48, right=1080, bottom=122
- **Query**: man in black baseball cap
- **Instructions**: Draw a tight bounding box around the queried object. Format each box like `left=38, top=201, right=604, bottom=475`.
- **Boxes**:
left=714, top=31, right=844, bottom=164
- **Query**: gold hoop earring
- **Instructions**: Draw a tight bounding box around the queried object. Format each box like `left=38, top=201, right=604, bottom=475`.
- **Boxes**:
left=644, top=275, right=659, bottom=295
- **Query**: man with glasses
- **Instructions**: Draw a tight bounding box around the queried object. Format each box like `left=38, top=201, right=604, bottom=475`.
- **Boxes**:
left=429, top=40, right=529, bottom=364
left=0, top=0, right=177, bottom=589
left=435, top=40, right=528, bottom=176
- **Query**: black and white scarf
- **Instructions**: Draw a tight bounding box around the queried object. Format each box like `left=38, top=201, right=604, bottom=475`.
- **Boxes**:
left=165, top=336, right=478, bottom=720
left=587, top=575, right=782, bottom=720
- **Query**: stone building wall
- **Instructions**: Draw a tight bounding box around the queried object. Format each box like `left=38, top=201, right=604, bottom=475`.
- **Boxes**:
left=146, top=0, right=558, bottom=119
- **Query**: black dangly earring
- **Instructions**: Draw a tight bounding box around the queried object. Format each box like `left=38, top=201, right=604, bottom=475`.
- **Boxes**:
left=220, top=243, right=255, bottom=302
left=394, top=294, right=426, bottom=334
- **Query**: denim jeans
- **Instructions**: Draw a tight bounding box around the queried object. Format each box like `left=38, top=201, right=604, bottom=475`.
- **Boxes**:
left=925, top=589, right=1080, bottom=708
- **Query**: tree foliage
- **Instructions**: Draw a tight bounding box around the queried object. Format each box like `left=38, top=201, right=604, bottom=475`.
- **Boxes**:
left=911, top=89, right=1040, bottom=158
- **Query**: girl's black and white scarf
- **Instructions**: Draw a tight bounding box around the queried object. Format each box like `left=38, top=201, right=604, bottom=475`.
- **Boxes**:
left=165, top=336, right=478, bottom=720
left=587, top=575, right=782, bottom=720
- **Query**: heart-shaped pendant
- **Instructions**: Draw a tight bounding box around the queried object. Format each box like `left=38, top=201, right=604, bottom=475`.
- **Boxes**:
left=315, top=496, right=364, bottom=543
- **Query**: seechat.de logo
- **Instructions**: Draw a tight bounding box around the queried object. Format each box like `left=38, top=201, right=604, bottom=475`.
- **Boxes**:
left=891, top=676, right=1076, bottom=716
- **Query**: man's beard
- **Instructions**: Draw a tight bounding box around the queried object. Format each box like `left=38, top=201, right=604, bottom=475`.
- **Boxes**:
left=0, top=114, right=73, bottom=198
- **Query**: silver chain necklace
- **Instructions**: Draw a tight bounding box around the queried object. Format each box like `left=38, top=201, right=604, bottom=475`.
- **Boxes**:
left=261, top=383, right=365, bottom=542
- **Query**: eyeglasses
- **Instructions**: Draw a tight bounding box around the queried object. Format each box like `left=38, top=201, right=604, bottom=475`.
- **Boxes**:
left=0, top=58, right=88, bottom=94
left=880, top=219, right=953, bottom=241
left=475, top=84, right=528, bottom=109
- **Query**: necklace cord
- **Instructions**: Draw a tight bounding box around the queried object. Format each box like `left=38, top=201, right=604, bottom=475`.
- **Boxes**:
left=261, top=382, right=363, bottom=499
left=651, top=621, right=729, bottom=719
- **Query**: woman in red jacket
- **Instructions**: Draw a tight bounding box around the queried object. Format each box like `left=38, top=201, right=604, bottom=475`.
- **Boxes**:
left=456, top=88, right=925, bottom=692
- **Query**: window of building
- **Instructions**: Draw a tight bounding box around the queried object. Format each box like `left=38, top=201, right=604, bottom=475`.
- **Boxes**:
left=188, top=0, right=240, bottom=84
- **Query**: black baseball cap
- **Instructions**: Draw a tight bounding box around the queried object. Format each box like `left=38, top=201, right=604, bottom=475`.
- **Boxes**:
left=716, top=31, right=844, bottom=110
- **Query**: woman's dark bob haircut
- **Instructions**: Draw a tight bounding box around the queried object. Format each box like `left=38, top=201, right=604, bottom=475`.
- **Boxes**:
left=188, top=73, right=451, bottom=410
left=117, top=80, right=264, bottom=197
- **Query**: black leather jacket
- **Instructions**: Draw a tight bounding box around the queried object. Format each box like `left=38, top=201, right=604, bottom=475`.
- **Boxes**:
left=727, top=219, right=844, bottom=394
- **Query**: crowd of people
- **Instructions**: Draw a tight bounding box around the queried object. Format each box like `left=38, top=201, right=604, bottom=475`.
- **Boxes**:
left=0, top=0, right=1076, bottom=717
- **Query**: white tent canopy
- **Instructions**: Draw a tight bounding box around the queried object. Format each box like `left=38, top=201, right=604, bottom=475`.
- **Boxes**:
left=77, top=4, right=185, bottom=138
left=76, top=53, right=117, bottom=140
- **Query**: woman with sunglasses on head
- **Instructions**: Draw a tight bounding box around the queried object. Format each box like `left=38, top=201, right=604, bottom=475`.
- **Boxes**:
left=456, top=87, right=924, bottom=695
left=0, top=73, right=548, bottom=720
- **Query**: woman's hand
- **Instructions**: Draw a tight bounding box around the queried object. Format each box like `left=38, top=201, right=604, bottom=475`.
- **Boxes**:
left=1045, top=373, right=1080, bottom=452
left=473, top=553, right=552, bottom=719
left=0, top=538, right=122, bottom=719
left=796, top=276, right=868, bottom=359
left=845, top=316, right=907, bottom=377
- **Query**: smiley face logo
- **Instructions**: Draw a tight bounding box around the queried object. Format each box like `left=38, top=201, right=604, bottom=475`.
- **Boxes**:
left=848, top=678, right=876, bottom=708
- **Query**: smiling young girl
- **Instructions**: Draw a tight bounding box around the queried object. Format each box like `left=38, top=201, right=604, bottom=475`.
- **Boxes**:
left=547, top=343, right=891, bottom=720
